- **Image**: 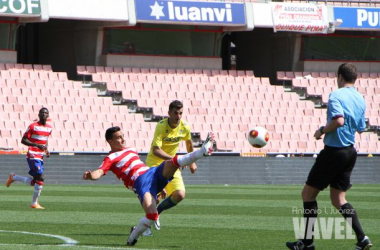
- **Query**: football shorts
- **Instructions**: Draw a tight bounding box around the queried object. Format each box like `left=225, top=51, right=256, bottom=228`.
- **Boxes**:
left=27, top=158, right=44, bottom=176
left=165, top=169, right=185, bottom=196
left=134, top=161, right=173, bottom=204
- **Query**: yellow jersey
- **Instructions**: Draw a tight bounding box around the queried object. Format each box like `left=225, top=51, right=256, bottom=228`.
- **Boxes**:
left=146, top=118, right=191, bottom=167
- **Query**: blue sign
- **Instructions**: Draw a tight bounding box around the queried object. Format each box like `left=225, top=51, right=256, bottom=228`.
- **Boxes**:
left=135, top=0, right=246, bottom=26
left=334, top=7, right=380, bottom=29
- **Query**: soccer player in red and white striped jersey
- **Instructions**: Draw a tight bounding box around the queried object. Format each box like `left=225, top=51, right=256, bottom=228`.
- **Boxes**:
left=5, top=107, right=52, bottom=210
left=83, top=126, right=214, bottom=246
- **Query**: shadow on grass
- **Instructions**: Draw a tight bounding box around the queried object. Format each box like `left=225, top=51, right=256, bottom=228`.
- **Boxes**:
left=71, top=233, right=126, bottom=237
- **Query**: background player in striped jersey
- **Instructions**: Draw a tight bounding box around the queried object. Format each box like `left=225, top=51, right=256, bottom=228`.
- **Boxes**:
left=82, top=126, right=214, bottom=246
left=144, top=100, right=196, bottom=236
left=6, top=107, right=52, bottom=210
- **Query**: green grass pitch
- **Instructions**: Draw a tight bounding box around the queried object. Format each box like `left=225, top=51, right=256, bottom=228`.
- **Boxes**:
left=0, top=184, right=379, bottom=250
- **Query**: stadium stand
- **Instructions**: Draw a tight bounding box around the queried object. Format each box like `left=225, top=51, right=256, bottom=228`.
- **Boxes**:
left=0, top=63, right=157, bottom=153
left=277, top=70, right=380, bottom=151
left=78, top=65, right=379, bottom=154
left=1, top=63, right=380, bottom=154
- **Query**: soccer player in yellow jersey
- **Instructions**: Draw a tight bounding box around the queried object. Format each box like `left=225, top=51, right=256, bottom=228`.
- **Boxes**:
left=144, top=100, right=196, bottom=235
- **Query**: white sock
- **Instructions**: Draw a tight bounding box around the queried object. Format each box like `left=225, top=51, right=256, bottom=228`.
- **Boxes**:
left=13, top=175, right=32, bottom=185
left=133, top=217, right=154, bottom=240
left=32, top=184, right=43, bottom=205
left=176, top=149, right=204, bottom=167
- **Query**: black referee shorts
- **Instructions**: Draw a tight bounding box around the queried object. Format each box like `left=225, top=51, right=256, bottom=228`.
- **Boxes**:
left=306, top=145, right=357, bottom=191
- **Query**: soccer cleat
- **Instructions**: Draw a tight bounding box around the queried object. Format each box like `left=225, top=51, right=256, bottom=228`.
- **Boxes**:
left=286, top=240, right=315, bottom=250
left=5, top=173, right=14, bottom=187
left=30, top=203, right=45, bottom=210
left=154, top=217, right=160, bottom=230
left=202, top=132, right=214, bottom=156
left=142, top=227, right=153, bottom=237
left=355, top=236, right=372, bottom=250
left=127, top=226, right=138, bottom=246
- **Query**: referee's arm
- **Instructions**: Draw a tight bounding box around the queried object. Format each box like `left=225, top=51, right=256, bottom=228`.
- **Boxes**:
left=315, top=117, right=344, bottom=139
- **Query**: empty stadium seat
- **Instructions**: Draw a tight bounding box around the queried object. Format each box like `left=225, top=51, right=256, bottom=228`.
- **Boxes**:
left=4, top=64, right=379, bottom=154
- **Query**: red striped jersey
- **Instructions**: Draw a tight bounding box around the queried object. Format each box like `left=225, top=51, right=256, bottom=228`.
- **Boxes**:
left=23, top=122, right=52, bottom=160
left=99, top=147, right=150, bottom=191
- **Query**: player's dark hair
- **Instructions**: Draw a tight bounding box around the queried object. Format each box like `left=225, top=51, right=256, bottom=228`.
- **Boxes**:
left=169, top=100, right=183, bottom=111
left=337, top=63, right=357, bottom=83
left=39, top=107, right=49, bottom=113
left=105, top=126, right=120, bottom=141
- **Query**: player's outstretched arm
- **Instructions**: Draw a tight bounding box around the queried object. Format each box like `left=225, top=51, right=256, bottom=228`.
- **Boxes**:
left=21, top=135, right=47, bottom=151
left=83, top=169, right=104, bottom=181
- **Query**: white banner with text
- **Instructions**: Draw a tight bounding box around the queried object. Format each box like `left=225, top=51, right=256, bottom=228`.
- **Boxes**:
left=271, top=3, right=328, bottom=34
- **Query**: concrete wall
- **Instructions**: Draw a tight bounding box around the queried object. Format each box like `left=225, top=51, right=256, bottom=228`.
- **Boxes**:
left=0, top=51, right=17, bottom=63
left=104, top=54, right=222, bottom=70
left=303, top=61, right=380, bottom=73
left=1, top=154, right=379, bottom=185
left=30, top=19, right=223, bottom=79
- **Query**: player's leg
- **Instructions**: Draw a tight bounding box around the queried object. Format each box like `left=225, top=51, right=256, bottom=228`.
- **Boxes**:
left=161, top=132, right=214, bottom=180
left=129, top=166, right=166, bottom=245
left=6, top=159, right=35, bottom=187
left=286, top=184, right=320, bottom=250
left=5, top=173, right=16, bottom=187
left=157, top=171, right=185, bottom=215
left=145, top=167, right=185, bottom=234
left=128, top=192, right=158, bottom=245
left=152, top=172, right=185, bottom=231
left=331, top=187, right=371, bottom=249
left=30, top=173, right=45, bottom=209
left=168, top=172, right=186, bottom=203
left=286, top=148, right=335, bottom=250
left=330, top=147, right=371, bottom=250
left=29, top=159, right=45, bottom=209
left=8, top=173, right=33, bottom=186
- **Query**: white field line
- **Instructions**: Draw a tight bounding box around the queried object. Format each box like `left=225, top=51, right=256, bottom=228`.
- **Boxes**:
left=0, top=230, right=168, bottom=249
left=0, top=243, right=166, bottom=250
left=0, top=230, right=77, bottom=246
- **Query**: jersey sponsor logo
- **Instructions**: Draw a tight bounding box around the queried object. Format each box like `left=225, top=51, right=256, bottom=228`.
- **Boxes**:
left=163, top=136, right=181, bottom=143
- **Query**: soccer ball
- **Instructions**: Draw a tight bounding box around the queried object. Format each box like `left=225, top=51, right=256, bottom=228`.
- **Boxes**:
left=248, top=127, right=269, bottom=148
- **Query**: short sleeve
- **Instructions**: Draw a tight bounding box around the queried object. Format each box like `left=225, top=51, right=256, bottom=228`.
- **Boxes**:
left=23, top=124, right=33, bottom=139
left=151, top=124, right=163, bottom=148
left=328, top=94, right=344, bottom=119
left=98, top=157, right=112, bottom=175
left=183, top=124, right=192, bottom=141
left=358, top=106, right=367, bottom=132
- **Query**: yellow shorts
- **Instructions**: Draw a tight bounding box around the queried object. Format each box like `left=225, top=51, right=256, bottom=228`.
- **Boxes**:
left=165, top=169, right=185, bottom=196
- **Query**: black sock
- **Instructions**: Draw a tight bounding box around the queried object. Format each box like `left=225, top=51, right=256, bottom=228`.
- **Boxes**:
left=302, top=201, right=318, bottom=246
left=339, top=203, right=365, bottom=242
